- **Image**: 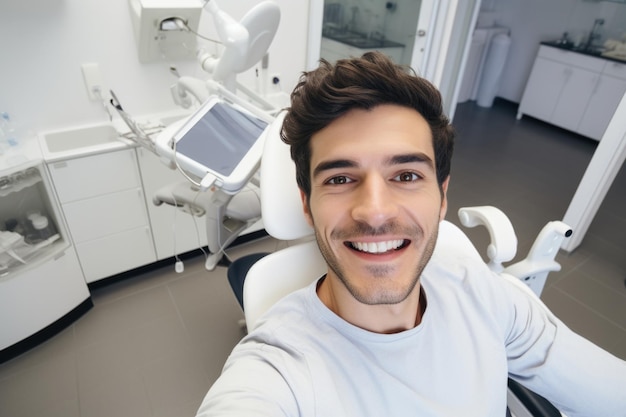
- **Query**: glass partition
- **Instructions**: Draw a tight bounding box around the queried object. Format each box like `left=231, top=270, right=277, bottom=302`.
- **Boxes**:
left=320, top=0, right=421, bottom=66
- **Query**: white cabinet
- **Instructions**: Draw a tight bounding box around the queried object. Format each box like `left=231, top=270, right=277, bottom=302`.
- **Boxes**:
left=516, top=57, right=572, bottom=122
left=577, top=63, right=626, bottom=140
left=0, top=161, right=89, bottom=358
left=1, top=244, right=89, bottom=353
left=518, top=45, right=626, bottom=141
left=550, top=66, right=599, bottom=132
left=135, top=147, right=208, bottom=260
left=47, top=148, right=156, bottom=283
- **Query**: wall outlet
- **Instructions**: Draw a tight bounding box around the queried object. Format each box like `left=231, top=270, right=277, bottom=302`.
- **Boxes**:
left=81, top=63, right=103, bottom=101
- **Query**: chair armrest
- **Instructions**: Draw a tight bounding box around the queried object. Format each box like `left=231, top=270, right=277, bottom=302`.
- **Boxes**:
left=458, top=206, right=517, bottom=272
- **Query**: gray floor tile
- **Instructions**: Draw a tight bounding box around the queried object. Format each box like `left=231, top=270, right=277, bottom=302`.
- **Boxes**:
left=78, top=366, right=152, bottom=417
left=540, top=286, right=625, bottom=353
left=554, top=272, right=626, bottom=330
left=141, top=349, right=211, bottom=417
left=0, top=351, right=78, bottom=417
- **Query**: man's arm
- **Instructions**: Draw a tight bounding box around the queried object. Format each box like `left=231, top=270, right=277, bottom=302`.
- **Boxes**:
left=503, top=279, right=626, bottom=416
left=196, top=354, right=300, bottom=417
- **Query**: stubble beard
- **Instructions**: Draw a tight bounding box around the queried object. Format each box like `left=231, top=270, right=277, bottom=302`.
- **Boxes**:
left=314, top=220, right=439, bottom=306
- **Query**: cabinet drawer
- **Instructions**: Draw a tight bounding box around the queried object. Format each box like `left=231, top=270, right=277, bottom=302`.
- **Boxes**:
left=603, top=61, right=626, bottom=80
left=75, top=226, right=156, bottom=283
left=48, top=148, right=140, bottom=203
left=63, top=188, right=148, bottom=243
left=539, top=45, right=605, bottom=72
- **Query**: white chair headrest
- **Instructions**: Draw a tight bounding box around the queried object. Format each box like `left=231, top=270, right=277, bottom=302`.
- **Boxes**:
left=260, top=111, right=314, bottom=240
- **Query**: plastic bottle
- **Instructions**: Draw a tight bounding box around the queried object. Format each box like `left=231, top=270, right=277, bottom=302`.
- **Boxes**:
left=0, top=112, right=20, bottom=151
left=24, top=212, right=55, bottom=244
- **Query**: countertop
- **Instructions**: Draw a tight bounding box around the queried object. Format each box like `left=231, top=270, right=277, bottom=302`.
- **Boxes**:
left=541, top=41, right=626, bottom=64
left=0, top=135, right=45, bottom=173
left=322, top=31, right=405, bottom=49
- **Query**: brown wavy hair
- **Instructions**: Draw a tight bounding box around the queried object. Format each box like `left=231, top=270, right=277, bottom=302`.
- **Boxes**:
left=280, top=51, right=455, bottom=199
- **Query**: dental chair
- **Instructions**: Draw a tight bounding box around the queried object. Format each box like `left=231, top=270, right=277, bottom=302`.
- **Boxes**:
left=229, top=111, right=570, bottom=417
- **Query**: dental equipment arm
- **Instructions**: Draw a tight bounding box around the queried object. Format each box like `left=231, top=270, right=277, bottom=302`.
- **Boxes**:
left=199, top=1, right=249, bottom=91
left=170, top=76, right=209, bottom=109
left=171, top=1, right=280, bottom=106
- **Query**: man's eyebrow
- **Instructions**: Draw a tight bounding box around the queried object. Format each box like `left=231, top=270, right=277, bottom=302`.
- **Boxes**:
left=389, top=153, right=434, bottom=169
left=312, top=159, right=357, bottom=179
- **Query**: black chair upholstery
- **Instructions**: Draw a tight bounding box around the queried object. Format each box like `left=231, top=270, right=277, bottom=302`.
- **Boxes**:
left=508, top=379, right=562, bottom=417
left=227, top=252, right=270, bottom=309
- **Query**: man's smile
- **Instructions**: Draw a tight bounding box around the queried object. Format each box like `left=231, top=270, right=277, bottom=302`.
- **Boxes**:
left=346, top=239, right=410, bottom=254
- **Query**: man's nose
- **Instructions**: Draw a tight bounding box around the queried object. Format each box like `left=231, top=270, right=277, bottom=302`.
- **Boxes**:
left=351, top=175, right=398, bottom=228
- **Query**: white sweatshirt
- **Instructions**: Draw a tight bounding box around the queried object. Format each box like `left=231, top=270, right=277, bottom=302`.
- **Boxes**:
left=197, top=239, right=626, bottom=417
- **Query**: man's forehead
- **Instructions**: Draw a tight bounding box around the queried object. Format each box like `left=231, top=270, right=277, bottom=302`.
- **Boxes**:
left=310, top=106, right=434, bottom=162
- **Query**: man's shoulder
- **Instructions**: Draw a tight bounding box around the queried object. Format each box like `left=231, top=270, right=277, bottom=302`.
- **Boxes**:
left=246, top=282, right=321, bottom=339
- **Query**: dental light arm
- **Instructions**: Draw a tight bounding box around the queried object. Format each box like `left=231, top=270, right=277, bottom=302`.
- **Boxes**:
left=199, top=1, right=249, bottom=90
left=171, top=0, right=280, bottom=104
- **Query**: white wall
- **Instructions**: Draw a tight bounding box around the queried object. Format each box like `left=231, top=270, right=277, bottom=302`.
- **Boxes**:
left=480, top=0, right=626, bottom=103
left=0, top=0, right=308, bottom=134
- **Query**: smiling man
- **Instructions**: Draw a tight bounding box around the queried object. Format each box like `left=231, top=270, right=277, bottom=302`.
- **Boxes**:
left=196, top=52, right=626, bottom=417
left=306, top=104, right=445, bottom=333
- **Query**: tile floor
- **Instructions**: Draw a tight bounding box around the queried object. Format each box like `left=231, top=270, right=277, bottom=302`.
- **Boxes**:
left=1, top=99, right=625, bottom=416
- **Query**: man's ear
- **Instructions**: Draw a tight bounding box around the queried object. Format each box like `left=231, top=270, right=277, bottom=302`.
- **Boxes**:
left=439, top=176, right=450, bottom=221
left=300, top=189, right=314, bottom=227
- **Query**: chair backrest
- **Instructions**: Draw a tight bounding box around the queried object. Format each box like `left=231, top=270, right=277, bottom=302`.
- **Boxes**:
left=258, top=111, right=313, bottom=241
left=243, top=111, right=323, bottom=329
left=243, top=240, right=326, bottom=329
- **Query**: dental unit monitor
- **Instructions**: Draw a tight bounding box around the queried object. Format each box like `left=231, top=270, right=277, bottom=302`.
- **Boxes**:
left=172, top=97, right=269, bottom=194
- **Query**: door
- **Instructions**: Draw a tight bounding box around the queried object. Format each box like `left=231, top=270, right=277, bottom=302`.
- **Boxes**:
left=307, top=0, right=481, bottom=118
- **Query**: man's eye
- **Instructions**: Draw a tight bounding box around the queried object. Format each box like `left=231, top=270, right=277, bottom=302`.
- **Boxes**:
left=394, top=172, right=420, bottom=182
left=326, top=175, right=352, bottom=185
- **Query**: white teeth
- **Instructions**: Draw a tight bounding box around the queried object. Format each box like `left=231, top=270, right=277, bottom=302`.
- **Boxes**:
left=351, top=240, right=404, bottom=254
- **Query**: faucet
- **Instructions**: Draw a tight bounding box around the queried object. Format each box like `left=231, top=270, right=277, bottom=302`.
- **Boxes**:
left=584, top=18, right=605, bottom=51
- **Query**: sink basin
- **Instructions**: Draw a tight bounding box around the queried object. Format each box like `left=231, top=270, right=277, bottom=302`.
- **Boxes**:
left=39, top=124, right=130, bottom=161
left=38, top=109, right=192, bottom=162
left=43, top=124, right=120, bottom=153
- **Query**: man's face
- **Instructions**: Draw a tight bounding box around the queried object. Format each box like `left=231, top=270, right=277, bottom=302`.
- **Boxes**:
left=302, top=104, right=448, bottom=306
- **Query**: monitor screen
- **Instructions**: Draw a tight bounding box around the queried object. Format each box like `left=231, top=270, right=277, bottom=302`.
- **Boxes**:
left=175, top=101, right=268, bottom=177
